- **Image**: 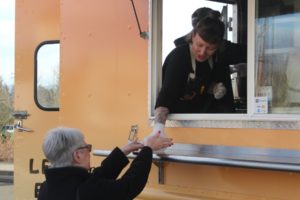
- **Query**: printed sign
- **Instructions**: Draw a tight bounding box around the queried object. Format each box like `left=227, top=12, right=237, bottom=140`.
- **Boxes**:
left=254, top=96, right=268, bottom=114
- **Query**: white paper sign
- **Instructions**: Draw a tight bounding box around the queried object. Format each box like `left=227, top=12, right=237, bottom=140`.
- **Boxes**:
left=254, top=96, right=268, bottom=114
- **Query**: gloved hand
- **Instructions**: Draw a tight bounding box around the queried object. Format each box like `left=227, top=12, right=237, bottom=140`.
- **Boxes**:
left=213, top=82, right=227, bottom=99
left=151, top=122, right=166, bottom=137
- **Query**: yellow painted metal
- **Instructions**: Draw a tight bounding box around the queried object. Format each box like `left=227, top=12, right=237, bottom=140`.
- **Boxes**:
left=14, top=0, right=60, bottom=199
left=14, top=0, right=300, bottom=199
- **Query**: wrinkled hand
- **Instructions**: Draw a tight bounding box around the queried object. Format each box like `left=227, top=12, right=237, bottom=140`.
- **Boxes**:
left=121, top=138, right=144, bottom=155
left=143, top=132, right=173, bottom=151
left=213, top=82, right=227, bottom=99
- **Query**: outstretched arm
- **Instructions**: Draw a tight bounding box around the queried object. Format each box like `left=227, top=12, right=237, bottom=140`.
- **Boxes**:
left=154, top=106, right=169, bottom=124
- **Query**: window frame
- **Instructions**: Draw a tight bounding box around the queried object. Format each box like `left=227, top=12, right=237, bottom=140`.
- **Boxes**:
left=148, top=0, right=300, bottom=129
left=34, top=40, right=60, bottom=111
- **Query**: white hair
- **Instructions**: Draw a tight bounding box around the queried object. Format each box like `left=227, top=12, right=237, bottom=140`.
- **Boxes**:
left=42, top=127, right=84, bottom=168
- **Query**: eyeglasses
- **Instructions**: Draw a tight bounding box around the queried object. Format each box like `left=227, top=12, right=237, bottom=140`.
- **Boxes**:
left=76, top=144, right=92, bottom=152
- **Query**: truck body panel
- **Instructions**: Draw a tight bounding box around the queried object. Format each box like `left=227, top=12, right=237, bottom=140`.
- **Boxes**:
left=14, top=0, right=300, bottom=199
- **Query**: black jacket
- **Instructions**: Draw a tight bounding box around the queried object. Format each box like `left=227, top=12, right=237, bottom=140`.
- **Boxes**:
left=155, top=42, right=246, bottom=113
left=38, top=146, right=153, bottom=200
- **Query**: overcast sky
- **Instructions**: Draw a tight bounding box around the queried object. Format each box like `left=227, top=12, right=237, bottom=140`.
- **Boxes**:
left=0, top=0, right=15, bottom=86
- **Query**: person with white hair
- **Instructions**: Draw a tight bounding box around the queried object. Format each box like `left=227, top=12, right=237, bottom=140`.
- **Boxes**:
left=38, top=127, right=173, bottom=200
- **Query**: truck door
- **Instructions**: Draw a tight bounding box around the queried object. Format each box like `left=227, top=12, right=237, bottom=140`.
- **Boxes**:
left=14, top=0, right=60, bottom=199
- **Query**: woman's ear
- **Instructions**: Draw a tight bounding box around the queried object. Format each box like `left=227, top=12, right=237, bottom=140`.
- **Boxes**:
left=73, top=150, right=81, bottom=164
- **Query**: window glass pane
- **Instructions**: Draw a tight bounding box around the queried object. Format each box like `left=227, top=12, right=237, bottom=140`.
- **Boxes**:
left=36, top=42, right=60, bottom=109
left=255, top=0, right=300, bottom=114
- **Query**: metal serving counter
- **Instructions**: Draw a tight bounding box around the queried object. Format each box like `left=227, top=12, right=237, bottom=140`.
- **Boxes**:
left=93, top=143, right=300, bottom=184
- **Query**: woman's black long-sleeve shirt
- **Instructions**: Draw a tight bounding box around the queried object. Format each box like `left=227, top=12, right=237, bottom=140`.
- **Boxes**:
left=155, top=41, right=246, bottom=113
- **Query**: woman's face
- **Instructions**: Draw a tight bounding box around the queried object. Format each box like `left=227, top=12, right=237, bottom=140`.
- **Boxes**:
left=79, top=146, right=91, bottom=170
left=73, top=143, right=91, bottom=170
left=191, top=33, right=218, bottom=62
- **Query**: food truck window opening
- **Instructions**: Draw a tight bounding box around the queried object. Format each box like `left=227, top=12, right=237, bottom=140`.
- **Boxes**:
left=149, top=0, right=300, bottom=128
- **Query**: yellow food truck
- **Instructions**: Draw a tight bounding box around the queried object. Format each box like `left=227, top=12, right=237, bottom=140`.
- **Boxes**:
left=13, top=0, right=300, bottom=199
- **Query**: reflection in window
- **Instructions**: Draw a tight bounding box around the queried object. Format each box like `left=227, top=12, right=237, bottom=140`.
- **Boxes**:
left=35, top=41, right=60, bottom=110
left=255, top=0, right=300, bottom=114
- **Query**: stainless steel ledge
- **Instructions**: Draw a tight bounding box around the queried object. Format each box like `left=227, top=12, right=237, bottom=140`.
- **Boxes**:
left=93, top=143, right=300, bottom=184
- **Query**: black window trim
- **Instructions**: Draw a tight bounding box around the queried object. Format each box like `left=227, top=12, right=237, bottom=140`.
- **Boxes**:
left=34, top=40, right=60, bottom=111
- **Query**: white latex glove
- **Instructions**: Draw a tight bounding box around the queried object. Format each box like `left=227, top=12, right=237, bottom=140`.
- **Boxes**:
left=151, top=122, right=166, bottom=137
left=213, top=82, right=227, bottom=99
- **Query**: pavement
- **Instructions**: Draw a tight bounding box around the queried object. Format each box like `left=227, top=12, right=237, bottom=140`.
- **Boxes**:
left=0, top=161, right=14, bottom=171
left=0, top=161, right=14, bottom=200
left=0, top=182, right=13, bottom=200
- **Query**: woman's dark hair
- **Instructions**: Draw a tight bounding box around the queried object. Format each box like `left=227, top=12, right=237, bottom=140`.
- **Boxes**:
left=192, top=16, right=225, bottom=45
left=191, top=7, right=221, bottom=27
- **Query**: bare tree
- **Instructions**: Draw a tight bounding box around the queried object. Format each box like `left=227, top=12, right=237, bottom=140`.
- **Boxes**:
left=0, top=77, right=14, bottom=129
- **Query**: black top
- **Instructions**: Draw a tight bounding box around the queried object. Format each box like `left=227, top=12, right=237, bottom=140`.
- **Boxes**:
left=173, top=35, right=188, bottom=47
left=155, top=41, right=246, bottom=113
left=38, top=146, right=153, bottom=200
